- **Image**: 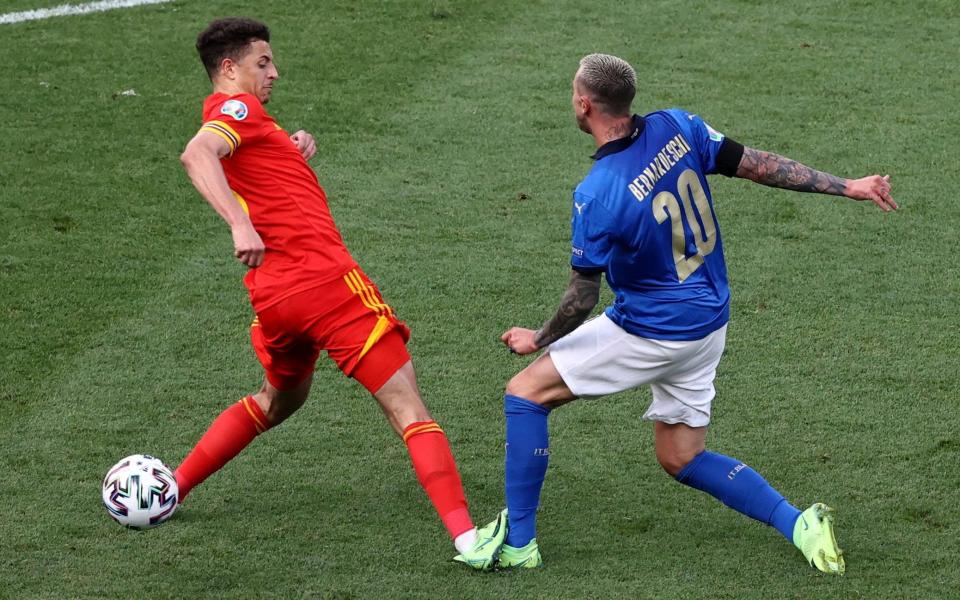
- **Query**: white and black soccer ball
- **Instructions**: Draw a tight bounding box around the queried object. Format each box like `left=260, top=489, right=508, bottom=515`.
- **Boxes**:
left=101, top=454, right=178, bottom=529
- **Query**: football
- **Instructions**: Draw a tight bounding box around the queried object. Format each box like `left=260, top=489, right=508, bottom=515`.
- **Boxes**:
left=101, top=454, right=179, bottom=529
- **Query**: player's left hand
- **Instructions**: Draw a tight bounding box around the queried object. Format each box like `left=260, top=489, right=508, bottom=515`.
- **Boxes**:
left=501, top=327, right=540, bottom=355
left=290, top=130, right=317, bottom=161
left=845, top=174, right=898, bottom=212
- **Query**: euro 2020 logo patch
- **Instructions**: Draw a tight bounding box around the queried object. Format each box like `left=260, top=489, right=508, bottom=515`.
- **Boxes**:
left=221, top=99, right=248, bottom=121
left=705, top=122, right=725, bottom=143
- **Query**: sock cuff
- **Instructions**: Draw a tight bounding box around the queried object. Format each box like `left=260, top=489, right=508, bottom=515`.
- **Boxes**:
left=675, top=449, right=709, bottom=483
left=402, top=420, right=444, bottom=443
left=441, top=507, right=474, bottom=539
left=504, top=394, right=551, bottom=416
left=239, top=396, right=270, bottom=434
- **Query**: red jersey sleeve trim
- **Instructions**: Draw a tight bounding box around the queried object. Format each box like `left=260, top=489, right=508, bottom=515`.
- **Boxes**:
left=199, top=120, right=242, bottom=154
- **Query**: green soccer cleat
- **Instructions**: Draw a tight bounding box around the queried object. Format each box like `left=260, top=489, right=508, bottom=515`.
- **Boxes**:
left=497, top=538, right=542, bottom=569
left=453, top=509, right=508, bottom=571
left=793, top=502, right=845, bottom=575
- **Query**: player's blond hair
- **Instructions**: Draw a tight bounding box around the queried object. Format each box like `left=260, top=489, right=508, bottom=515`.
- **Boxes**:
left=576, top=54, right=636, bottom=116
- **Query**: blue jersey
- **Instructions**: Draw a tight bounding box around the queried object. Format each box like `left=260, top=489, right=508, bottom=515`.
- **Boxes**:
left=570, top=109, right=736, bottom=341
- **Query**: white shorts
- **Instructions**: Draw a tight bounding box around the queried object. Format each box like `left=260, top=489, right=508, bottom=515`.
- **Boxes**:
left=548, top=313, right=727, bottom=428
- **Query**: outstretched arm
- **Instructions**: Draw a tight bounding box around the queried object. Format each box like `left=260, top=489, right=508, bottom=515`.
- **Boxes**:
left=501, top=269, right=602, bottom=355
left=735, top=146, right=898, bottom=212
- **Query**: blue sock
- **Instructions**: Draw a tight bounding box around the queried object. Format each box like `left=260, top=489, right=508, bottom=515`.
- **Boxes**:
left=504, top=394, right=551, bottom=548
left=676, top=451, right=801, bottom=541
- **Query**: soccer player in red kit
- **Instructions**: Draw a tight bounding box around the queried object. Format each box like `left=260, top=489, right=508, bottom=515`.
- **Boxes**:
left=177, top=17, right=504, bottom=567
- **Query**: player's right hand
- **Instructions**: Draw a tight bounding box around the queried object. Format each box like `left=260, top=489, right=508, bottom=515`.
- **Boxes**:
left=845, top=175, right=898, bottom=212
left=231, top=222, right=265, bottom=267
left=501, top=327, right=540, bottom=356
left=289, top=130, right=317, bottom=161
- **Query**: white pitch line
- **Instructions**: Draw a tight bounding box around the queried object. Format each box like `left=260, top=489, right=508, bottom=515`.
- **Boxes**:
left=0, top=0, right=172, bottom=25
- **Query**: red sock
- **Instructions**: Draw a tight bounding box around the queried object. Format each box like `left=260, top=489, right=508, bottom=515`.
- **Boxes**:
left=174, top=396, right=270, bottom=501
left=403, top=421, right=474, bottom=539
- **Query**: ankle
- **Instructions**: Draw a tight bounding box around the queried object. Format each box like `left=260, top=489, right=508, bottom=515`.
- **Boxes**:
left=454, top=527, right=478, bottom=554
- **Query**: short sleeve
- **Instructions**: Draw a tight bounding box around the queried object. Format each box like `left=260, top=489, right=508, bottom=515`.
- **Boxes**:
left=199, top=94, right=271, bottom=156
left=666, top=109, right=734, bottom=176
left=570, top=192, right=614, bottom=273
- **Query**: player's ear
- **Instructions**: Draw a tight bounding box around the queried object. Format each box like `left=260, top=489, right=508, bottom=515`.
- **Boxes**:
left=220, top=57, right=236, bottom=80
left=578, top=94, right=591, bottom=116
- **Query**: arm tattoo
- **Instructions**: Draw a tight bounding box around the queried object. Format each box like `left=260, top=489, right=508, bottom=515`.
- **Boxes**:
left=533, top=270, right=602, bottom=348
left=736, top=147, right=847, bottom=196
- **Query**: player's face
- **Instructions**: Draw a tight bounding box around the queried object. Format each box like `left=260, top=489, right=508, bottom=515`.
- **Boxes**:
left=571, top=73, right=590, bottom=134
left=232, top=40, right=279, bottom=103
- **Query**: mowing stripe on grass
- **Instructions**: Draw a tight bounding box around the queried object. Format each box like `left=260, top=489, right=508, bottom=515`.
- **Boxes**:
left=0, top=0, right=171, bottom=25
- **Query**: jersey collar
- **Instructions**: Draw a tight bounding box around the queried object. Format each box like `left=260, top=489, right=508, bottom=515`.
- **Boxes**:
left=590, top=114, right=645, bottom=160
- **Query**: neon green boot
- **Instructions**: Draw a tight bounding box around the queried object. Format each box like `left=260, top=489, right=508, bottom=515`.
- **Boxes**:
left=453, top=509, right=508, bottom=571
left=498, top=538, right=542, bottom=569
left=793, top=503, right=845, bottom=575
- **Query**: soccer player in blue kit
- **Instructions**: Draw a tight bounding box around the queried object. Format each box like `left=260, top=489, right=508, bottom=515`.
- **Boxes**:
left=470, top=54, right=897, bottom=572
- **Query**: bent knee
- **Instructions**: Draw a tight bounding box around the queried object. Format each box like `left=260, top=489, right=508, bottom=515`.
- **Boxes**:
left=504, top=371, right=534, bottom=399
left=656, top=448, right=703, bottom=478
left=256, top=388, right=309, bottom=427
left=504, top=373, right=555, bottom=407
left=504, top=360, right=573, bottom=407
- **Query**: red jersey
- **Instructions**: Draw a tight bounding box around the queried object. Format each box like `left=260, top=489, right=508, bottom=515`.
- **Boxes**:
left=199, top=92, right=356, bottom=310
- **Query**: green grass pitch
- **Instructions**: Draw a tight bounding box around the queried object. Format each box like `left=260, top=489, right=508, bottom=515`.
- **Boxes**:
left=1, top=0, right=958, bottom=598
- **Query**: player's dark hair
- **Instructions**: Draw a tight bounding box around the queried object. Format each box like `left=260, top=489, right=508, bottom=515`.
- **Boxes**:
left=577, top=54, right=636, bottom=116
left=196, top=17, right=271, bottom=80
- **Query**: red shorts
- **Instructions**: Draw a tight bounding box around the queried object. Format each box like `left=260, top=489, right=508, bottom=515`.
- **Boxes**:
left=250, top=267, right=411, bottom=393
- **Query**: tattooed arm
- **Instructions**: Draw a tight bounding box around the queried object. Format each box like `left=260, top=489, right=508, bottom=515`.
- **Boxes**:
left=735, top=147, right=846, bottom=194
left=500, top=269, right=602, bottom=355
left=735, top=146, right=898, bottom=211
left=534, top=270, right=602, bottom=347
